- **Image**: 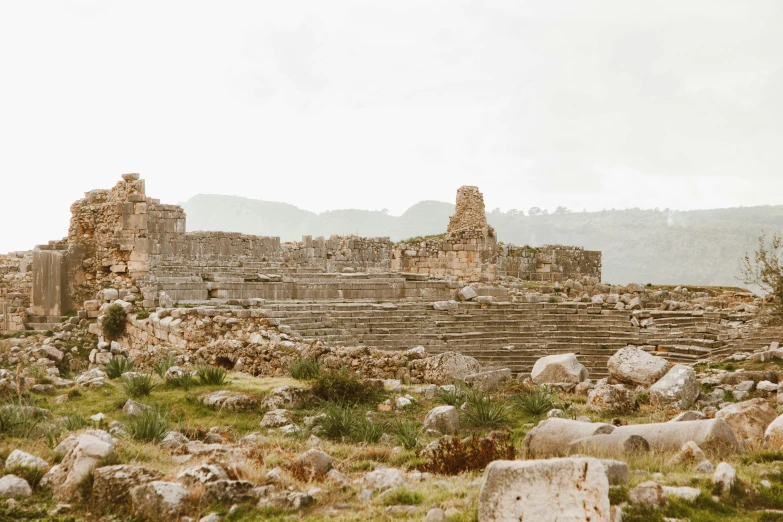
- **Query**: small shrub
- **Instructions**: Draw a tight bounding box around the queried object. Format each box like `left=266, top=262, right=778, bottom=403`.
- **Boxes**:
left=0, top=399, right=48, bottom=439
left=135, top=309, right=150, bottom=319
left=197, top=366, right=227, bottom=386
left=635, top=390, right=651, bottom=406
left=63, top=411, right=89, bottom=431
left=320, top=403, right=360, bottom=440
left=423, top=434, right=515, bottom=475
left=102, top=304, right=127, bottom=341
left=168, top=372, right=195, bottom=391
left=311, top=368, right=381, bottom=405
left=126, top=408, right=170, bottom=443
left=353, top=416, right=385, bottom=444
left=462, top=389, right=510, bottom=429
left=381, top=487, right=423, bottom=506
left=391, top=418, right=420, bottom=450
left=514, top=388, right=555, bottom=416
left=154, top=353, right=177, bottom=378
left=288, top=357, right=321, bottom=380
left=104, top=355, right=135, bottom=379
left=435, top=384, right=465, bottom=406
left=44, top=330, right=54, bottom=337
left=741, top=450, right=783, bottom=465
left=123, top=374, right=157, bottom=398
left=4, top=465, right=46, bottom=489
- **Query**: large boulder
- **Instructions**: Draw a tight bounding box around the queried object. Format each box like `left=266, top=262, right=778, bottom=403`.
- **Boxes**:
left=531, top=354, right=588, bottom=385
left=607, top=347, right=670, bottom=386
left=478, top=458, right=611, bottom=522
left=92, top=465, right=164, bottom=507
left=649, top=364, right=699, bottom=410
left=0, top=475, right=32, bottom=499
left=409, top=352, right=481, bottom=384
left=715, top=398, right=777, bottom=450
left=586, top=384, right=636, bottom=414
left=523, top=418, right=615, bottom=458
left=41, top=430, right=115, bottom=502
left=576, top=419, right=741, bottom=457
left=423, top=405, right=460, bottom=435
left=764, top=414, right=783, bottom=449
left=130, top=481, right=189, bottom=521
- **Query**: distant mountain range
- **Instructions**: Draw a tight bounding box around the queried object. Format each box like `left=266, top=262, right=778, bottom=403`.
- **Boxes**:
left=180, top=194, right=783, bottom=288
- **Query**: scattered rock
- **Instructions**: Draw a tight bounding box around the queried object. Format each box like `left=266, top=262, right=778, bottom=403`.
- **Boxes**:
left=586, top=384, right=635, bottom=414
left=629, top=481, right=670, bottom=509
left=0, top=475, right=31, bottom=499
left=423, top=405, right=460, bottom=435
left=713, top=462, right=737, bottom=495
left=92, top=465, right=164, bottom=507
left=130, top=481, right=189, bottom=521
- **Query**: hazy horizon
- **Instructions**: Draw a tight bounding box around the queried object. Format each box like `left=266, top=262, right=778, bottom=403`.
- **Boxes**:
left=2, top=1, right=781, bottom=252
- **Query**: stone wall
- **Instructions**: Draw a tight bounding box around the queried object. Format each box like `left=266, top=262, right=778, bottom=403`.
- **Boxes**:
left=0, top=252, right=32, bottom=331
left=498, top=245, right=603, bottom=282
left=23, top=175, right=602, bottom=315
left=393, top=229, right=499, bottom=282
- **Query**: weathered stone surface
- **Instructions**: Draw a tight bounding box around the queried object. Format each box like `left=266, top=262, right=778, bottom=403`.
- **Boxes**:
left=176, top=465, right=228, bottom=487
left=200, top=480, right=257, bottom=506
left=588, top=419, right=741, bottom=456
left=764, top=414, right=783, bottom=449
left=295, top=449, right=333, bottom=477
left=586, top=384, right=635, bottom=414
left=629, top=481, right=669, bottom=509
left=649, top=364, right=699, bottom=410
left=261, top=409, right=291, bottom=428
left=715, top=398, right=777, bottom=450
left=713, top=462, right=737, bottom=495
left=478, top=458, right=611, bottom=522
left=362, top=468, right=406, bottom=492
left=92, top=465, right=163, bottom=506
left=433, top=300, right=459, bottom=311
left=457, top=286, right=478, bottom=301
left=569, top=432, right=651, bottom=458
left=0, top=475, right=32, bottom=499
left=464, top=368, right=511, bottom=391
left=41, top=430, right=115, bottom=502
left=409, top=351, right=481, bottom=384
left=523, top=418, right=615, bottom=458
left=607, top=347, right=669, bottom=386
left=423, top=405, right=460, bottom=435
left=531, top=353, right=588, bottom=385
left=130, top=481, right=189, bottom=521
left=5, top=449, right=48, bottom=471
left=198, top=390, right=257, bottom=412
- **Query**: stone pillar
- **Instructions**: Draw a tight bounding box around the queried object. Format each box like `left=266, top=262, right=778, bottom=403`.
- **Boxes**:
left=447, top=186, right=489, bottom=235
left=32, top=249, right=69, bottom=317
left=0, top=300, right=8, bottom=332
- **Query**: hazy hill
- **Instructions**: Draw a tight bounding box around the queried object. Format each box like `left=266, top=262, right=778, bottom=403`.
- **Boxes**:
left=180, top=194, right=783, bottom=288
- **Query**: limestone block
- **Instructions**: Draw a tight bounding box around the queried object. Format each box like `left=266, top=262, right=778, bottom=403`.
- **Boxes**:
left=649, top=364, right=699, bottom=410
left=607, top=346, right=670, bottom=386
left=478, top=458, right=611, bottom=522
left=715, top=398, right=777, bottom=450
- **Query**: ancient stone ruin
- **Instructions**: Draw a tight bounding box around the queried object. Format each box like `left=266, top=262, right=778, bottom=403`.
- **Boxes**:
left=0, top=175, right=777, bottom=378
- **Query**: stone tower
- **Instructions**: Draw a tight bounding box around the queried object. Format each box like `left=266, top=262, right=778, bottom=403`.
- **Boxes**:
left=447, top=186, right=490, bottom=235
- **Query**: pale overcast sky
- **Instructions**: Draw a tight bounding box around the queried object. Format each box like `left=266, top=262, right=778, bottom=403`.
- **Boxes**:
left=1, top=1, right=782, bottom=252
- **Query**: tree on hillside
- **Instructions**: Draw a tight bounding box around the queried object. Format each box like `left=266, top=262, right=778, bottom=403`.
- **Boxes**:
left=740, top=232, right=783, bottom=323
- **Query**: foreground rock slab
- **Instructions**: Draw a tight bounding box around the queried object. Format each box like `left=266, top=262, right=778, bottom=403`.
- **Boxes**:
left=649, top=364, right=699, bottom=410
left=478, top=458, right=611, bottom=522
left=715, top=398, right=777, bottom=450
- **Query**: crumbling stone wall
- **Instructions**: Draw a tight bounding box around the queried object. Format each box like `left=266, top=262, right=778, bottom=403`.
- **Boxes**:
left=498, top=245, right=603, bottom=282
left=0, top=252, right=32, bottom=331
left=393, top=230, right=499, bottom=282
